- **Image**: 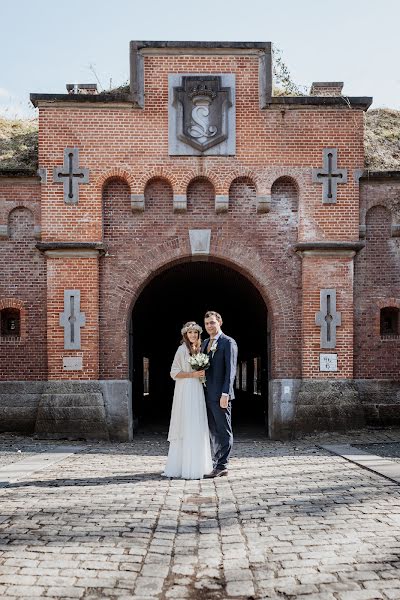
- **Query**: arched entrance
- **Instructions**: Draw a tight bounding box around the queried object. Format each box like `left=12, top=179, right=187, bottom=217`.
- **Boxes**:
left=129, top=259, right=270, bottom=436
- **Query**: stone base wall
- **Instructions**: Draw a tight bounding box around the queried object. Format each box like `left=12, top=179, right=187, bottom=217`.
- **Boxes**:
left=356, top=379, right=400, bottom=427
left=0, top=380, right=132, bottom=441
left=270, top=378, right=400, bottom=439
left=292, top=379, right=366, bottom=436
left=1, top=378, right=399, bottom=442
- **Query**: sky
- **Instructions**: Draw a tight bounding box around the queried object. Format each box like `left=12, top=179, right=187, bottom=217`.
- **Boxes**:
left=0, top=0, right=399, bottom=119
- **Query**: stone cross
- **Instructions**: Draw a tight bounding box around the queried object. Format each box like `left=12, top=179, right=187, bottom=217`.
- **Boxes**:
left=315, top=289, right=341, bottom=349
left=59, top=290, right=86, bottom=350
left=53, top=148, right=89, bottom=204
left=312, top=148, right=347, bottom=204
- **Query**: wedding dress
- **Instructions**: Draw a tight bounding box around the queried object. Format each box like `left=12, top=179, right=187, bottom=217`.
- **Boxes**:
left=163, top=344, right=213, bottom=479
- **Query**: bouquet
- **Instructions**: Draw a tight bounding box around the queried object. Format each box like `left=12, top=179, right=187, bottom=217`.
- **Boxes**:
left=188, top=352, right=210, bottom=385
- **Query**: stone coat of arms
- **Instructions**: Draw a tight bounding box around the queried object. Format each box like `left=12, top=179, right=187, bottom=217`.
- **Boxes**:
left=170, top=75, right=235, bottom=155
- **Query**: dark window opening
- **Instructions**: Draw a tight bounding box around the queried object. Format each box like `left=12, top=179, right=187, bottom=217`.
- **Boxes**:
left=380, top=307, right=399, bottom=337
left=0, top=308, right=21, bottom=337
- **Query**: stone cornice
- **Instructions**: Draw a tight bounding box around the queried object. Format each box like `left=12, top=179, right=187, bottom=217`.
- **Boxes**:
left=0, top=169, right=39, bottom=182
left=36, top=242, right=107, bottom=257
left=360, top=170, right=400, bottom=181
left=30, top=93, right=372, bottom=111
left=132, top=41, right=271, bottom=51
left=268, top=96, right=372, bottom=110
left=294, top=241, right=365, bottom=257
left=30, top=93, right=132, bottom=108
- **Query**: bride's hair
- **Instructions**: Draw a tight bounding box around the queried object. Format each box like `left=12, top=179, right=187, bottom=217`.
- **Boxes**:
left=180, top=321, right=202, bottom=355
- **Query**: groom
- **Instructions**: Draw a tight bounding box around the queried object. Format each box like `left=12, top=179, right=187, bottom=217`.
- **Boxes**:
left=202, top=311, right=238, bottom=478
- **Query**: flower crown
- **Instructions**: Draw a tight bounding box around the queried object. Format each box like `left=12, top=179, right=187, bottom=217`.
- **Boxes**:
left=181, top=322, right=203, bottom=335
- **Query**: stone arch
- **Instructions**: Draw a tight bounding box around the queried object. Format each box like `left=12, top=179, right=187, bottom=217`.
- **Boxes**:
left=376, top=297, right=400, bottom=310
left=199, top=170, right=225, bottom=195
left=138, top=168, right=177, bottom=194
left=271, top=175, right=300, bottom=195
left=267, top=170, right=304, bottom=195
left=100, top=238, right=300, bottom=382
left=8, top=206, right=35, bottom=240
left=96, top=168, right=134, bottom=193
left=185, top=173, right=219, bottom=195
left=224, top=169, right=260, bottom=195
left=177, top=169, right=198, bottom=195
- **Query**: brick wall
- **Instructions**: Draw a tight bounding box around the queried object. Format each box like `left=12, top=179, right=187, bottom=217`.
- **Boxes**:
left=1, top=50, right=371, bottom=383
left=100, top=176, right=302, bottom=380
left=46, top=256, right=99, bottom=380
left=302, top=255, right=355, bottom=378
left=0, top=181, right=47, bottom=380
left=38, top=54, right=364, bottom=245
left=355, top=180, right=400, bottom=378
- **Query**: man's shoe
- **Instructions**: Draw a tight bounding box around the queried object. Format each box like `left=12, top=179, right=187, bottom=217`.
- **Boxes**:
left=214, top=469, right=228, bottom=477
left=204, top=469, right=217, bottom=479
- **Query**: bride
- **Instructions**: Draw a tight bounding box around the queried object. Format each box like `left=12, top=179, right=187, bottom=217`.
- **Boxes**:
left=163, top=321, right=213, bottom=479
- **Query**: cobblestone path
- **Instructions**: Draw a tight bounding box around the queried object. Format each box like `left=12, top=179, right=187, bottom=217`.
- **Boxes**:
left=0, top=429, right=400, bottom=599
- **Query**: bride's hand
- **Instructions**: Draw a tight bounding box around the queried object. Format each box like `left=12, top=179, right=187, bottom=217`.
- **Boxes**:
left=192, top=370, right=205, bottom=378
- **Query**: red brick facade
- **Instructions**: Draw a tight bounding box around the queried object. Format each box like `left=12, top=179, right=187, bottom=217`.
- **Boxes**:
left=355, top=180, right=400, bottom=379
left=0, top=41, right=398, bottom=439
left=0, top=179, right=47, bottom=380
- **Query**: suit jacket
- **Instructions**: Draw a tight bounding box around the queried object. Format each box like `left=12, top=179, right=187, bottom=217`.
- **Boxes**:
left=201, top=333, right=238, bottom=402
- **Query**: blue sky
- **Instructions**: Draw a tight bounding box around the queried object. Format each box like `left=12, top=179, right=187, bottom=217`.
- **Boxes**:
left=1, top=0, right=398, bottom=118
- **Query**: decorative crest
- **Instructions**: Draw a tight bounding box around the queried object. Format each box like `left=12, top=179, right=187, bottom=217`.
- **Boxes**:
left=173, top=75, right=232, bottom=153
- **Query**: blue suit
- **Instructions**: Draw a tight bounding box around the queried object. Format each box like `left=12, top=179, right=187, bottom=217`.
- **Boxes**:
left=202, top=333, right=238, bottom=470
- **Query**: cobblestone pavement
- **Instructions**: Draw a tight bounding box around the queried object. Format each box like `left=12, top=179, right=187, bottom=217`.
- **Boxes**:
left=0, top=428, right=400, bottom=599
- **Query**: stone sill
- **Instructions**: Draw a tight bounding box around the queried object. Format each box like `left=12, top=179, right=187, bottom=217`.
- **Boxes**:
left=30, top=92, right=134, bottom=107
left=30, top=93, right=372, bottom=111
left=0, top=336, right=23, bottom=343
left=380, top=335, right=400, bottom=342
left=0, top=169, right=39, bottom=181
left=267, top=96, right=372, bottom=110
left=360, top=170, right=400, bottom=181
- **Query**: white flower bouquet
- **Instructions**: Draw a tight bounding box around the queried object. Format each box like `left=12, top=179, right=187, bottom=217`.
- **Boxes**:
left=188, top=352, right=210, bottom=385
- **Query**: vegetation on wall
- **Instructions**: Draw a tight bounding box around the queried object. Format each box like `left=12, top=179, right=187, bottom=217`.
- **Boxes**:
left=0, top=117, right=38, bottom=172
left=365, top=109, right=400, bottom=171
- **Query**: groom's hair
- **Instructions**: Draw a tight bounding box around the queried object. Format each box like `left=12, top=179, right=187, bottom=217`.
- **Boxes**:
left=204, top=311, right=222, bottom=324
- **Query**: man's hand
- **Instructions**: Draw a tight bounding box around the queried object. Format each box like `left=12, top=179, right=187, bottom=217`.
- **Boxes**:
left=220, top=395, right=229, bottom=409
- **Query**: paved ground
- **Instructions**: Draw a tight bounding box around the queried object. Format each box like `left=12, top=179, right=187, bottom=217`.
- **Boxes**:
left=353, top=443, right=400, bottom=464
left=0, top=428, right=400, bottom=599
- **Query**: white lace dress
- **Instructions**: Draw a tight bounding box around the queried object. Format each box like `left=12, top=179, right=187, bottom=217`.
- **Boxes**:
left=163, top=344, right=213, bottom=479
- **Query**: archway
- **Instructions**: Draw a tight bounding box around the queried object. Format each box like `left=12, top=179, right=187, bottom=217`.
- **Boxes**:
left=129, top=259, right=270, bottom=436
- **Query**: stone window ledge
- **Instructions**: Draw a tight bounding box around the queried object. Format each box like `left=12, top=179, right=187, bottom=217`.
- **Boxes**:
left=0, top=336, right=23, bottom=343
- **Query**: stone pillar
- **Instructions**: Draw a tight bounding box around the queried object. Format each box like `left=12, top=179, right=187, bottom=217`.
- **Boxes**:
left=39, top=244, right=101, bottom=380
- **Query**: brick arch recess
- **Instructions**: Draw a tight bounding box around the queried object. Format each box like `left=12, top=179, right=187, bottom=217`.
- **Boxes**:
left=0, top=209, right=47, bottom=380
left=354, top=204, right=400, bottom=379
left=99, top=242, right=301, bottom=381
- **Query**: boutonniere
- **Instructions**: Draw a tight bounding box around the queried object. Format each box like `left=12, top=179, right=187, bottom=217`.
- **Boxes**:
left=210, top=340, right=218, bottom=356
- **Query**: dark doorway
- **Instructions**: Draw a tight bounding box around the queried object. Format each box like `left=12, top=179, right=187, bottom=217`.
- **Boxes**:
left=130, top=260, right=270, bottom=436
